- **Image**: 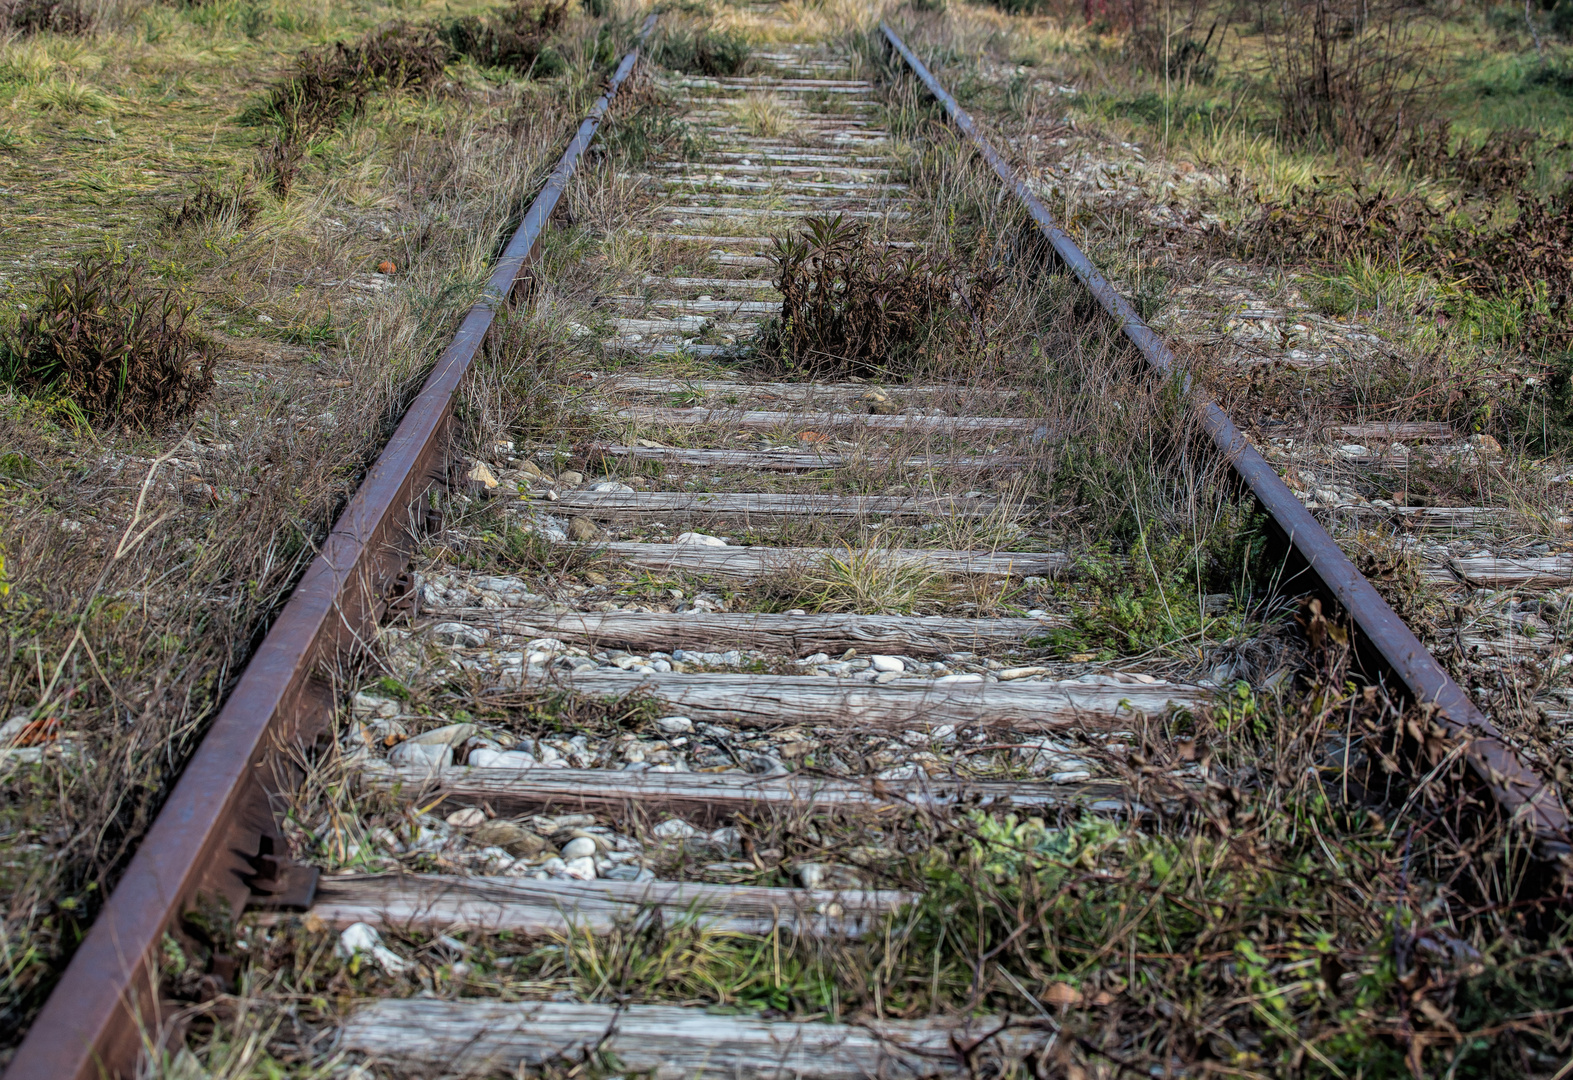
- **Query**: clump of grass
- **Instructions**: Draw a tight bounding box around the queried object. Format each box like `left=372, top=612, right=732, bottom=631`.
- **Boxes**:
left=762, top=546, right=948, bottom=614
left=762, top=213, right=1002, bottom=378
left=265, top=22, right=450, bottom=145
left=1, top=251, right=215, bottom=427
left=652, top=25, right=751, bottom=76
left=441, top=0, right=571, bottom=78
left=160, top=175, right=260, bottom=233
left=732, top=90, right=788, bottom=136
left=0, top=0, right=92, bottom=35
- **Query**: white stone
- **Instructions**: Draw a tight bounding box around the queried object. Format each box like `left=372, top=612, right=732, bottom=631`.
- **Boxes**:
left=431, top=623, right=488, bottom=647
left=653, top=818, right=698, bottom=839
left=869, top=655, right=904, bottom=672
left=466, top=462, right=499, bottom=489
left=445, top=807, right=486, bottom=827
left=337, top=922, right=412, bottom=974
left=657, top=716, right=695, bottom=733
left=934, top=673, right=984, bottom=684
left=562, top=856, right=598, bottom=880
left=406, top=723, right=478, bottom=746
left=561, top=837, right=599, bottom=860
left=468, top=748, right=536, bottom=769
left=389, top=741, right=450, bottom=768
left=998, top=666, right=1047, bottom=680
left=797, top=863, right=827, bottom=889
left=587, top=481, right=635, bottom=493
left=674, top=531, right=727, bottom=547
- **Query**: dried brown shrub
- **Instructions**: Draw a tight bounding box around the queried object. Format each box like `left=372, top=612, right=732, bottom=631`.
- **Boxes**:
left=1, top=253, right=215, bottom=427
left=1257, top=0, right=1441, bottom=157
left=1401, top=120, right=1560, bottom=199
left=764, top=213, right=1002, bottom=378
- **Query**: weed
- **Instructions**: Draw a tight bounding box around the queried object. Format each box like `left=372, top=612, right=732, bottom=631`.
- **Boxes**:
left=0, top=0, right=92, bottom=35
left=652, top=26, right=751, bottom=76
left=762, top=213, right=1002, bottom=378
left=441, top=0, right=571, bottom=77
left=1, top=252, right=214, bottom=427
left=265, top=22, right=450, bottom=145
left=254, top=135, right=301, bottom=198
left=760, top=546, right=948, bottom=614
left=1402, top=120, right=1553, bottom=198
left=160, top=175, right=260, bottom=233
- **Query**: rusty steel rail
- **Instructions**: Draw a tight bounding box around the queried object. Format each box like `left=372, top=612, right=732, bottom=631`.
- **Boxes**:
left=879, top=23, right=1571, bottom=861
left=3, top=17, right=656, bottom=1080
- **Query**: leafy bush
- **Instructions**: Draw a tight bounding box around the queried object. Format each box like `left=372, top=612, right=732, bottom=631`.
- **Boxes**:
left=1, top=253, right=215, bottom=427
left=652, top=27, right=751, bottom=76
left=764, top=213, right=1001, bottom=378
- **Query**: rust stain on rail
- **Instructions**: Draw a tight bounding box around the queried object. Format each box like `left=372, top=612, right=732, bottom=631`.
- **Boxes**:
left=877, top=22, right=1570, bottom=864
left=2, top=17, right=656, bottom=1080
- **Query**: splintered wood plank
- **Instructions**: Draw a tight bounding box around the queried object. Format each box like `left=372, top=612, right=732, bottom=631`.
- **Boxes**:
left=550, top=491, right=1003, bottom=521
left=1448, top=555, right=1573, bottom=587
left=421, top=611, right=1065, bottom=654
left=587, top=542, right=1066, bottom=580
left=1335, top=505, right=1516, bottom=531
left=578, top=444, right=1032, bottom=472
left=360, top=763, right=1130, bottom=821
left=339, top=999, right=1047, bottom=1079
left=613, top=405, right=1048, bottom=435
left=490, top=670, right=1207, bottom=727
left=294, top=873, right=914, bottom=938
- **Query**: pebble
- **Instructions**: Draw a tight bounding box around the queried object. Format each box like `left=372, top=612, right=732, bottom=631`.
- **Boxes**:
left=337, top=922, right=412, bottom=974
left=558, top=471, right=585, bottom=486
left=587, top=481, right=635, bottom=493
left=431, top=623, right=488, bottom=647
left=445, top=807, right=486, bottom=827
left=561, top=836, right=599, bottom=859
left=657, top=715, right=695, bottom=733
left=466, top=462, right=499, bottom=490
left=934, top=673, right=984, bottom=684
left=406, top=723, right=478, bottom=746
left=675, top=531, right=727, bottom=546
left=653, top=818, right=698, bottom=838
left=869, top=655, right=904, bottom=672
left=567, top=517, right=600, bottom=541
left=468, top=748, right=537, bottom=769
left=389, top=741, right=448, bottom=768
left=998, top=666, right=1047, bottom=680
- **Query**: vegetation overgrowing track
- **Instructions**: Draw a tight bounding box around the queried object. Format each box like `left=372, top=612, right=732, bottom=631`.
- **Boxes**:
left=7, top=6, right=1573, bottom=1079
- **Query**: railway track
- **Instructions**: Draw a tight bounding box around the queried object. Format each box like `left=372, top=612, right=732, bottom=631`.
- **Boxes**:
left=8, top=12, right=1571, bottom=1079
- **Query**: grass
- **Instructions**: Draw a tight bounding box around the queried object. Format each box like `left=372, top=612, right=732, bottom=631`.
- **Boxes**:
left=0, top=0, right=644, bottom=1061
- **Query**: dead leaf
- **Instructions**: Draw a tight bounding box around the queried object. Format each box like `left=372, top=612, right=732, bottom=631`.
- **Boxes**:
left=1043, top=982, right=1081, bottom=1007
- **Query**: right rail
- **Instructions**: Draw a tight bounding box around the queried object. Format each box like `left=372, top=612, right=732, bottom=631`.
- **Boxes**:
left=879, top=21, right=1571, bottom=863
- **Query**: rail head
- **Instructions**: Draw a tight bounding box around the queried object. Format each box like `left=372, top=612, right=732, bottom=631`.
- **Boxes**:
left=1, top=16, right=656, bottom=1080
left=876, top=21, right=1571, bottom=862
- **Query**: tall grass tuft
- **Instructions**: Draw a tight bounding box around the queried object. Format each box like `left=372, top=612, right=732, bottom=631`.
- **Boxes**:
left=1, top=252, right=215, bottom=427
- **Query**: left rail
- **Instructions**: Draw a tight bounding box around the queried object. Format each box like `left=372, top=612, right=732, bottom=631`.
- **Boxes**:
left=2, top=16, right=656, bottom=1079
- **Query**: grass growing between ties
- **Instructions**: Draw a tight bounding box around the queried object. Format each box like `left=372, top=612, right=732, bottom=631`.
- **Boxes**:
left=185, top=653, right=1572, bottom=1078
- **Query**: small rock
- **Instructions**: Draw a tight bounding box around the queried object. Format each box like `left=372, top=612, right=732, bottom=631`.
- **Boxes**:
left=406, top=723, right=478, bottom=746
left=567, top=517, right=600, bottom=542
left=519, top=459, right=544, bottom=479
left=674, top=531, right=727, bottom=547
left=467, top=461, right=499, bottom=490
left=445, top=807, right=486, bottom=828
left=389, top=741, right=450, bottom=768
left=1467, top=433, right=1503, bottom=456
left=558, top=471, right=585, bottom=486
left=657, top=715, right=695, bottom=733
left=431, top=623, right=489, bottom=647
left=562, top=855, right=598, bottom=880
left=468, top=748, right=537, bottom=769
left=587, top=480, right=635, bottom=493
left=337, top=922, right=411, bottom=974
left=869, top=655, right=905, bottom=672
left=653, top=818, right=698, bottom=839
left=472, top=821, right=549, bottom=857
left=561, top=836, right=599, bottom=860
left=998, top=666, right=1047, bottom=680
